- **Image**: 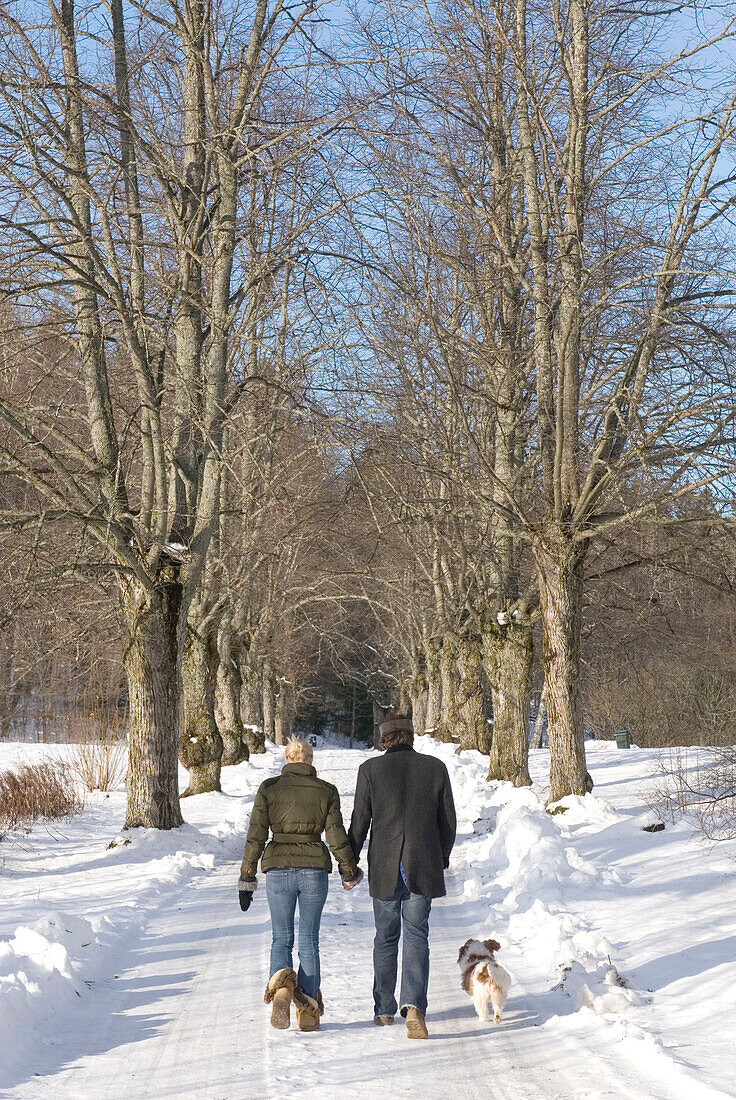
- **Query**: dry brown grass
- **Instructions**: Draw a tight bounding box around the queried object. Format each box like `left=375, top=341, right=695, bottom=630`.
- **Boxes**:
left=65, top=737, right=126, bottom=792
left=61, top=711, right=127, bottom=792
left=0, top=760, right=84, bottom=838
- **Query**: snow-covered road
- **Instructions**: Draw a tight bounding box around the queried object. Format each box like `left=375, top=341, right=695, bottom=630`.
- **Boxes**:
left=2, top=741, right=735, bottom=1099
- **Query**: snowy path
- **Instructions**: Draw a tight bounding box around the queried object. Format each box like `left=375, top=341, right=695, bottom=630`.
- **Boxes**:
left=0, top=765, right=632, bottom=1099
left=2, top=742, right=736, bottom=1099
left=3, top=869, right=637, bottom=1100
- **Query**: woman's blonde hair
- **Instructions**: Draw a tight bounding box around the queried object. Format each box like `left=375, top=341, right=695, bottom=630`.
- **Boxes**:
left=285, top=737, right=313, bottom=763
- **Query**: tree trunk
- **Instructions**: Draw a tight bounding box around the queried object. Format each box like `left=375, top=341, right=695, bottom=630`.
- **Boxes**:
left=484, top=622, right=533, bottom=785
left=215, top=623, right=249, bottom=766
left=436, top=635, right=460, bottom=743
left=0, top=635, right=14, bottom=740
left=424, top=636, right=442, bottom=733
left=535, top=532, right=588, bottom=801
left=121, top=577, right=183, bottom=829
left=455, top=635, right=490, bottom=752
left=397, top=680, right=411, bottom=713
left=408, top=660, right=428, bottom=736
left=180, top=625, right=223, bottom=796
left=274, top=678, right=295, bottom=745
left=372, top=698, right=388, bottom=749
left=240, top=656, right=266, bottom=753
left=262, top=659, right=276, bottom=743
left=349, top=681, right=357, bottom=744
left=530, top=683, right=547, bottom=750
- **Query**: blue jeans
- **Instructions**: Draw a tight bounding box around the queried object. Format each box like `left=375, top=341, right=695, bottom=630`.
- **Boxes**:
left=372, top=876, right=432, bottom=1017
left=266, top=869, right=329, bottom=998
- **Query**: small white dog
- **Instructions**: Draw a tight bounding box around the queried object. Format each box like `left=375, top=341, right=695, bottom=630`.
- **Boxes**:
left=457, top=938, right=511, bottom=1023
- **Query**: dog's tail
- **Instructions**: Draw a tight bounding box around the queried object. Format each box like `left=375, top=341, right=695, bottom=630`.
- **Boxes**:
left=477, top=964, right=489, bottom=983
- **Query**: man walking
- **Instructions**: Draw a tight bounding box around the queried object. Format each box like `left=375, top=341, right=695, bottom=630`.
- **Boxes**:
left=348, top=714, right=456, bottom=1039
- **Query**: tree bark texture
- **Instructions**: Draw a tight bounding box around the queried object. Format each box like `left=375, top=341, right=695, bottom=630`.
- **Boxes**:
left=180, top=626, right=223, bottom=795
left=484, top=622, right=533, bottom=786
left=372, top=699, right=389, bottom=749
left=215, top=624, right=249, bottom=766
left=121, top=577, right=183, bottom=830
left=454, top=635, right=490, bottom=752
left=424, top=636, right=442, bottom=733
left=408, top=661, right=428, bottom=736
left=530, top=684, right=547, bottom=750
left=397, top=680, right=411, bottom=713
left=240, top=657, right=266, bottom=753
left=436, top=635, right=460, bottom=742
left=262, top=660, right=276, bottom=743
left=535, top=532, right=588, bottom=801
left=274, top=678, right=295, bottom=746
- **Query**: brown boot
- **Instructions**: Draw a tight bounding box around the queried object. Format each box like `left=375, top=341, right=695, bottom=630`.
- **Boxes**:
left=294, top=987, right=324, bottom=1032
left=405, top=1006, right=428, bottom=1039
left=264, top=967, right=297, bottom=1029
left=374, top=1015, right=394, bottom=1026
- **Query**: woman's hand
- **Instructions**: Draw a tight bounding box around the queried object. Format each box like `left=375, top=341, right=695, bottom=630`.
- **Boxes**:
left=238, top=875, right=257, bottom=911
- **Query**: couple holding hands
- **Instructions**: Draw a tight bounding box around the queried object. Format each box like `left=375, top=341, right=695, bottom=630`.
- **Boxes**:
left=237, top=715, right=457, bottom=1038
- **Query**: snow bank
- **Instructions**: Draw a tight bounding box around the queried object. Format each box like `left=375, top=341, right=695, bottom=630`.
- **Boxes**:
left=413, top=736, right=645, bottom=1019
left=0, top=828, right=221, bottom=1083
left=0, top=912, right=123, bottom=1079
left=0, top=747, right=278, bottom=1087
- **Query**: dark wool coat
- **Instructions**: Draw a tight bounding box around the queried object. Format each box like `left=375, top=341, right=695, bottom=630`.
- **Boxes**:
left=240, top=763, right=357, bottom=878
left=348, top=745, right=456, bottom=899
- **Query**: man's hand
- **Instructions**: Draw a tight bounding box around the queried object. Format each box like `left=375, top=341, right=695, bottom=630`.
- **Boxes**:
left=341, top=866, right=364, bottom=891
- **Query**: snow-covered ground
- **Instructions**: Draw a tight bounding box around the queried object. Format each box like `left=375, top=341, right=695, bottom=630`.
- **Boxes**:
left=1, top=737, right=735, bottom=1099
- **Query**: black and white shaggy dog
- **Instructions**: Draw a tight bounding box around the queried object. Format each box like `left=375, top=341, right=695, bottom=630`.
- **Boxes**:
left=457, top=938, right=511, bottom=1023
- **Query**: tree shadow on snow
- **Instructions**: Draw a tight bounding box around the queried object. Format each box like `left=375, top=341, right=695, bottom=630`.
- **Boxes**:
left=632, top=933, right=736, bottom=992
left=318, top=1020, right=379, bottom=1033
left=430, top=1002, right=539, bottom=1033
left=2, top=932, right=202, bottom=1091
left=148, top=921, right=246, bottom=947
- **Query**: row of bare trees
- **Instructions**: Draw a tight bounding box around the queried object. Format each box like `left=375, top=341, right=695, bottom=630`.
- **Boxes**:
left=329, top=0, right=736, bottom=799
left=2, top=0, right=736, bottom=826
left=0, top=0, right=355, bottom=825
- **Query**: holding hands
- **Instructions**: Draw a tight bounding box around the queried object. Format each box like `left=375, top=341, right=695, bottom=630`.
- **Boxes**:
left=341, top=866, right=364, bottom=891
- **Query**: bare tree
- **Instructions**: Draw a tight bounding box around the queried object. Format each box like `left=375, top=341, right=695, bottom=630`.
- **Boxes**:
left=0, top=0, right=332, bottom=825
left=346, top=0, right=736, bottom=798
left=508, top=0, right=736, bottom=798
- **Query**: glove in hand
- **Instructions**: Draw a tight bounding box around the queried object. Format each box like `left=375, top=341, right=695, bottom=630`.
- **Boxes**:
left=238, top=875, right=257, bottom=912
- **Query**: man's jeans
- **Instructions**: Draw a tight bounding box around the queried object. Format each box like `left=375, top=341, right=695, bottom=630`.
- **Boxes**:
left=266, top=869, right=328, bottom=998
left=372, top=876, right=432, bottom=1016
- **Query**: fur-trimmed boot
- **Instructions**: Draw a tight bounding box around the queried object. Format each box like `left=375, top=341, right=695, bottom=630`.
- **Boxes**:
left=293, top=987, right=324, bottom=1032
left=405, top=1006, right=428, bottom=1039
left=264, top=968, right=297, bottom=1029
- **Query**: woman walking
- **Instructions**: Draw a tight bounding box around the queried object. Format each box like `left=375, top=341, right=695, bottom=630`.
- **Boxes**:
left=238, top=738, right=362, bottom=1030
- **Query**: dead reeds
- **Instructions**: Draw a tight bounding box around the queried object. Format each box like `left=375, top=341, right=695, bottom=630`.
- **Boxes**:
left=0, top=760, right=84, bottom=838
left=62, top=712, right=126, bottom=793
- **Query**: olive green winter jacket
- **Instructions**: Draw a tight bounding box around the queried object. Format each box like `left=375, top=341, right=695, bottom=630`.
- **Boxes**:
left=240, top=762, right=358, bottom=878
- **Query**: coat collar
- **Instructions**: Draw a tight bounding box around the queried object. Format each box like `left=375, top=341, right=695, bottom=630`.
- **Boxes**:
left=385, top=744, right=414, bottom=754
left=282, top=762, right=317, bottom=777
